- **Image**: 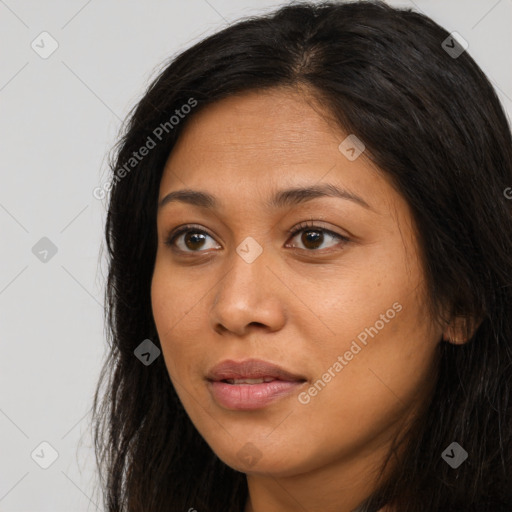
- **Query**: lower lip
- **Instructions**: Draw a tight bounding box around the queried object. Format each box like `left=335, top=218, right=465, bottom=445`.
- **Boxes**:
left=208, top=379, right=305, bottom=410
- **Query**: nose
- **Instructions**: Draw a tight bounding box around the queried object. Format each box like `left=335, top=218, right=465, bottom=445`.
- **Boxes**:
left=209, top=243, right=287, bottom=337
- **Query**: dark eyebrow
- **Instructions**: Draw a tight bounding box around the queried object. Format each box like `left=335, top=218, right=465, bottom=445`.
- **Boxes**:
left=158, top=183, right=372, bottom=211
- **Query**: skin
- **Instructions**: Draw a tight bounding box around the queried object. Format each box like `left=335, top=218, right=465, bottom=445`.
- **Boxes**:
left=151, top=87, right=463, bottom=512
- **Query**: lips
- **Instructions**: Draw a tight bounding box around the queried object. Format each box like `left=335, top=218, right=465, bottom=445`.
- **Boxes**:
left=206, top=358, right=306, bottom=383
left=206, top=359, right=307, bottom=410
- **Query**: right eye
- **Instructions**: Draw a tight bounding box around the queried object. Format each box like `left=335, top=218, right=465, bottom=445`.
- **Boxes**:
left=164, top=225, right=221, bottom=253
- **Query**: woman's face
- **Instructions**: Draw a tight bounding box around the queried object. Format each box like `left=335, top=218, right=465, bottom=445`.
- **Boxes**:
left=151, top=88, right=442, bottom=484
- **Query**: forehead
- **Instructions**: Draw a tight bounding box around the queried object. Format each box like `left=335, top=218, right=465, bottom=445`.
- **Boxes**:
left=171, top=89, right=339, bottom=167
left=158, top=88, right=397, bottom=219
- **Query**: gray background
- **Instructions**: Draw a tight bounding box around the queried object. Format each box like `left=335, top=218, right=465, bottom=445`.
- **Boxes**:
left=1, top=1, right=511, bottom=510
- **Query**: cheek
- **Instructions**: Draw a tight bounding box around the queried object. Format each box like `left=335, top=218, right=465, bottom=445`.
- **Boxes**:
left=150, top=262, right=211, bottom=387
left=304, top=294, right=438, bottom=430
left=302, top=262, right=436, bottom=400
left=151, top=264, right=188, bottom=373
left=151, top=258, right=201, bottom=337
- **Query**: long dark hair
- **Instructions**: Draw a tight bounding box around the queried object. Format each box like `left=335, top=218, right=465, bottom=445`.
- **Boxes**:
left=91, top=1, right=512, bottom=510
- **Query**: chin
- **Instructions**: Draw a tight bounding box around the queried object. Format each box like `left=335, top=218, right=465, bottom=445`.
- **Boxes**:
left=209, top=439, right=314, bottom=477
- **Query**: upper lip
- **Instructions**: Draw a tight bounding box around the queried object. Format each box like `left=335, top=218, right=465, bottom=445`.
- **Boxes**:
left=206, top=358, right=306, bottom=382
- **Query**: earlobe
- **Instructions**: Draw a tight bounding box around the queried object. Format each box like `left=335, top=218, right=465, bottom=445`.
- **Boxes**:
left=442, top=327, right=466, bottom=344
left=442, top=314, right=483, bottom=344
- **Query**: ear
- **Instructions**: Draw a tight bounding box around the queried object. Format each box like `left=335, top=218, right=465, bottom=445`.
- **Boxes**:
left=442, top=314, right=483, bottom=345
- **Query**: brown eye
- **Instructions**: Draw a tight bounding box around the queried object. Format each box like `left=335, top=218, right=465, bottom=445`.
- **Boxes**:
left=164, top=221, right=350, bottom=254
left=286, top=221, right=350, bottom=251
left=165, top=225, right=220, bottom=253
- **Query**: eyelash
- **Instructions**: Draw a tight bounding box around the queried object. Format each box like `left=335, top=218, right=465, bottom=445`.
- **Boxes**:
left=164, top=220, right=350, bottom=254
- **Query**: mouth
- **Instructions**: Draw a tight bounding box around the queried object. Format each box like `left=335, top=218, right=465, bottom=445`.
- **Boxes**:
left=221, top=377, right=278, bottom=384
left=206, top=359, right=307, bottom=410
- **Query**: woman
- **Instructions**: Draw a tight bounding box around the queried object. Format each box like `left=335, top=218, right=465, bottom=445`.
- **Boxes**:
left=91, top=1, right=512, bottom=511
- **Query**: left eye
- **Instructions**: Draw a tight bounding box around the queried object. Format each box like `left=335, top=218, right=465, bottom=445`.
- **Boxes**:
left=164, top=222, right=349, bottom=253
left=285, top=221, right=349, bottom=251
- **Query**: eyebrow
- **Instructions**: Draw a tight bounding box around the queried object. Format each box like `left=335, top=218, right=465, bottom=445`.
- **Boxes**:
left=158, top=183, right=372, bottom=211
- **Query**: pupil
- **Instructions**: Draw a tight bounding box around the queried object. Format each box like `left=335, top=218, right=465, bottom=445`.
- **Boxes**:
left=303, top=230, right=322, bottom=249
left=185, top=232, right=205, bottom=250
